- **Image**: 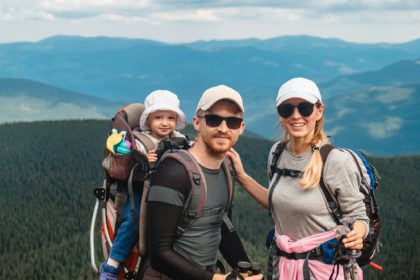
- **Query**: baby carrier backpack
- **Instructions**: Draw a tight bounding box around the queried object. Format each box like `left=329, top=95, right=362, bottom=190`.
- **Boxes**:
left=90, top=103, right=155, bottom=280
left=267, top=142, right=382, bottom=275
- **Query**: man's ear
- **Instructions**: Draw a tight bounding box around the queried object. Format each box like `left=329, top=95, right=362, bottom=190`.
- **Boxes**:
left=238, top=121, right=245, bottom=135
left=192, top=116, right=201, bottom=131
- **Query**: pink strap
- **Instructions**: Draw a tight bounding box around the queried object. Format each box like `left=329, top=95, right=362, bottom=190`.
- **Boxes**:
left=275, top=229, right=337, bottom=254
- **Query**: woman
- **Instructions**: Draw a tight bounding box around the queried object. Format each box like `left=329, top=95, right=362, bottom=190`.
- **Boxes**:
left=228, top=77, right=369, bottom=279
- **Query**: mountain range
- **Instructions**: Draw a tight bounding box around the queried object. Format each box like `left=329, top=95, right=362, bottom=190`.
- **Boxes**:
left=0, top=35, right=419, bottom=155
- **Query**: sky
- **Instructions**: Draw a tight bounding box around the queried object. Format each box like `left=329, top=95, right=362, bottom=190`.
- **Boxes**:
left=1, top=0, right=420, bottom=44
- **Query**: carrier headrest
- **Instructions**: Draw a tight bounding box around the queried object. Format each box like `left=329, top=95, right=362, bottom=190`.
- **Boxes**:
left=122, top=103, right=145, bottom=130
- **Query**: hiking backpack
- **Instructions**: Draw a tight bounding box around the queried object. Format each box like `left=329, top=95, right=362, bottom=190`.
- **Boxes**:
left=268, top=142, right=381, bottom=268
left=90, top=104, right=236, bottom=279
left=137, top=149, right=237, bottom=279
left=89, top=103, right=154, bottom=279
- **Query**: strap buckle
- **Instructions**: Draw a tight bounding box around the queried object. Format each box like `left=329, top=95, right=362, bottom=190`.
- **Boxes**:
left=93, top=188, right=106, bottom=200
left=192, top=173, right=201, bottom=185
left=186, top=211, right=197, bottom=219
left=176, top=226, right=185, bottom=236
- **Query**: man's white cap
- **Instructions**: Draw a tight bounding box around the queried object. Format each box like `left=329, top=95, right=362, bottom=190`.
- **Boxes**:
left=139, top=90, right=187, bottom=130
left=275, top=77, right=322, bottom=107
left=195, top=85, right=244, bottom=114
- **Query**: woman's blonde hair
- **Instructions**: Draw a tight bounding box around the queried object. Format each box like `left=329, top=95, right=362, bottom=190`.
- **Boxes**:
left=282, top=103, right=329, bottom=189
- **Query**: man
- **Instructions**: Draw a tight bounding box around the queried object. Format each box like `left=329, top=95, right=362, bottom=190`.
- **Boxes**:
left=143, top=85, right=263, bottom=280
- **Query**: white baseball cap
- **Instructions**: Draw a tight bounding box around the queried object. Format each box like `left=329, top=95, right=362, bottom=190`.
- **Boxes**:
left=139, top=90, right=187, bottom=130
left=276, top=77, right=322, bottom=107
left=196, top=85, right=244, bottom=114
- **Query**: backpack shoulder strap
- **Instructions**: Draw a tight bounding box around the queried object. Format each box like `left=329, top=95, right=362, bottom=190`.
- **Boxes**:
left=269, top=141, right=287, bottom=181
left=221, top=157, right=236, bottom=233
left=132, top=130, right=156, bottom=152
left=138, top=179, right=150, bottom=257
left=319, top=144, right=342, bottom=224
left=161, top=150, right=207, bottom=237
left=222, top=157, right=235, bottom=210
left=268, top=141, right=287, bottom=216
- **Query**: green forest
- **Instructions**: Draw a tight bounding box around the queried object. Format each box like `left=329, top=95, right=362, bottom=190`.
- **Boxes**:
left=1, top=120, right=419, bottom=279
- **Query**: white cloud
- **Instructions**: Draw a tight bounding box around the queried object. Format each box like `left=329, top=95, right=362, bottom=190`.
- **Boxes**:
left=0, top=0, right=419, bottom=43
left=40, top=0, right=151, bottom=12
left=0, top=5, right=55, bottom=21
left=251, top=56, right=279, bottom=67
left=151, top=9, right=219, bottom=22
left=374, top=87, right=414, bottom=104
left=364, top=116, right=402, bottom=139
left=324, top=61, right=355, bottom=74
left=335, top=107, right=355, bottom=119
left=288, top=12, right=301, bottom=21
left=322, top=13, right=339, bottom=24
left=0, top=11, right=14, bottom=21
left=98, top=14, right=155, bottom=24
left=325, top=126, right=345, bottom=136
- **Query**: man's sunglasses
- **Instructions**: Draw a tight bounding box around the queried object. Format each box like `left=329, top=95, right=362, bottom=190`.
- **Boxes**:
left=197, top=114, right=243, bottom=129
left=277, top=102, right=316, bottom=118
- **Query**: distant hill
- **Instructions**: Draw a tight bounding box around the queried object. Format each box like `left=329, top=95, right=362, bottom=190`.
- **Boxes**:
left=0, top=78, right=121, bottom=123
left=321, top=59, right=420, bottom=97
left=189, top=35, right=420, bottom=53
left=0, top=120, right=419, bottom=279
left=1, top=35, right=420, bottom=105
left=0, top=35, right=163, bottom=53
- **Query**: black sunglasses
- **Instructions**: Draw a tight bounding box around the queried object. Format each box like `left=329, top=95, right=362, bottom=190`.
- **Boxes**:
left=277, top=102, right=316, bottom=118
left=197, top=114, right=243, bottom=129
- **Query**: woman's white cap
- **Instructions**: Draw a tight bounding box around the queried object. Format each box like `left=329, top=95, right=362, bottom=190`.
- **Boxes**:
left=139, top=90, right=187, bottom=130
left=275, top=77, right=322, bottom=107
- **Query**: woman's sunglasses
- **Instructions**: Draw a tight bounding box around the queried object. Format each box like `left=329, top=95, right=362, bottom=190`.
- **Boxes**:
left=277, top=102, right=316, bottom=118
left=197, top=114, right=243, bottom=129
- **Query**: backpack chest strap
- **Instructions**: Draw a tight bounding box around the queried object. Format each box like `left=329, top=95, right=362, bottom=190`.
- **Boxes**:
left=268, top=168, right=303, bottom=215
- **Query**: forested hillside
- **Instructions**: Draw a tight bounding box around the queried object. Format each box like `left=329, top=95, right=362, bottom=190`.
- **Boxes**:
left=0, top=120, right=419, bottom=279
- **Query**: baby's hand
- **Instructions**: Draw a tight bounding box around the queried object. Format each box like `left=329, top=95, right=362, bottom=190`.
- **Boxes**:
left=147, top=150, right=158, bottom=163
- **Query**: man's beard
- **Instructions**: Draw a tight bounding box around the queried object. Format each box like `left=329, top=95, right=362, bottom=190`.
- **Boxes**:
left=203, top=133, right=235, bottom=157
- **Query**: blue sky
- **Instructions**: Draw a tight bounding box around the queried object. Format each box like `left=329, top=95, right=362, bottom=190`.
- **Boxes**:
left=1, top=0, right=419, bottom=43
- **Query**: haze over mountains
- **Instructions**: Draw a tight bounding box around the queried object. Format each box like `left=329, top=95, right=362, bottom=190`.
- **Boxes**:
left=0, top=78, right=120, bottom=123
left=0, top=35, right=419, bottom=155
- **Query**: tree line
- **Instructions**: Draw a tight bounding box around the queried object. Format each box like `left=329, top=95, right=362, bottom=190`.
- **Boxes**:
left=0, top=120, right=419, bottom=279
